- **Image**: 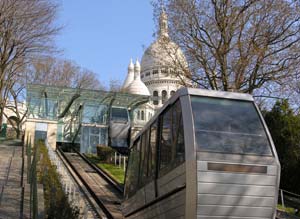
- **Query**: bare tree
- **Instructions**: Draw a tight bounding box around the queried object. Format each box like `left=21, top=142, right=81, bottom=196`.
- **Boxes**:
left=152, top=0, right=300, bottom=95
left=28, top=57, right=104, bottom=90
left=109, top=79, right=122, bottom=92
left=0, top=0, right=60, bottom=129
left=4, top=82, right=27, bottom=138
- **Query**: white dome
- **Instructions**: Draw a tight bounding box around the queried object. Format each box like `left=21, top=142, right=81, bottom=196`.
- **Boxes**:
left=122, top=59, right=134, bottom=89
left=126, top=79, right=150, bottom=96
left=141, top=9, right=187, bottom=73
left=125, top=59, right=150, bottom=96
left=141, top=38, right=187, bottom=72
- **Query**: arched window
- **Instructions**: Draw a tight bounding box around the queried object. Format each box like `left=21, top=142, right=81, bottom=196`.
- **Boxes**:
left=153, top=91, right=159, bottom=105
left=137, top=111, right=140, bottom=120
left=141, top=110, right=145, bottom=120
left=170, top=90, right=175, bottom=96
left=161, top=68, right=168, bottom=76
left=162, top=90, right=167, bottom=104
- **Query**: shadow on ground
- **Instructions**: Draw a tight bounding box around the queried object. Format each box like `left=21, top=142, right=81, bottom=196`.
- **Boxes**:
left=0, top=138, right=22, bottom=146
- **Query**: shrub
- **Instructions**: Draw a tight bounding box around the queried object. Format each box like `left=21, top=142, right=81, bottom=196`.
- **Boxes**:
left=96, top=145, right=115, bottom=162
left=36, top=141, right=79, bottom=219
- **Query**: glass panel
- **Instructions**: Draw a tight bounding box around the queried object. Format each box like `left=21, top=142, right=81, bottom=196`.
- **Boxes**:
left=148, top=121, right=157, bottom=179
left=191, top=96, right=272, bottom=156
left=159, top=100, right=185, bottom=176
left=153, top=91, right=159, bottom=105
left=125, top=138, right=141, bottom=198
left=160, top=107, right=172, bottom=170
left=111, top=107, right=128, bottom=123
left=80, top=126, right=90, bottom=153
left=141, top=111, right=145, bottom=120
left=90, top=127, right=100, bottom=135
left=172, top=101, right=185, bottom=165
left=162, top=90, right=167, bottom=104
left=99, top=127, right=108, bottom=146
left=82, top=104, right=107, bottom=124
left=139, top=131, right=149, bottom=188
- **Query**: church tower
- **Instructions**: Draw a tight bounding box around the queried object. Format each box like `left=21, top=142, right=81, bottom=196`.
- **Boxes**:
left=140, top=8, right=190, bottom=109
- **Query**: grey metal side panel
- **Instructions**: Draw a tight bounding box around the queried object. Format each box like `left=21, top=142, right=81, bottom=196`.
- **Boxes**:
left=157, top=164, right=185, bottom=196
left=197, top=205, right=273, bottom=217
left=123, top=164, right=186, bottom=218
left=122, top=188, right=146, bottom=215
left=144, top=181, right=155, bottom=204
left=181, top=95, right=197, bottom=219
left=127, top=189, right=186, bottom=219
left=197, top=171, right=277, bottom=185
left=196, top=160, right=279, bottom=219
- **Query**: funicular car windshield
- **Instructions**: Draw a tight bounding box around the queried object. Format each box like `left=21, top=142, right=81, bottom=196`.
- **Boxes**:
left=191, top=96, right=273, bottom=156
left=111, top=107, right=128, bottom=123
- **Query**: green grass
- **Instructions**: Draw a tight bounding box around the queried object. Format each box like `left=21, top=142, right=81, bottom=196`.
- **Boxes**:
left=86, top=154, right=125, bottom=185
left=277, top=204, right=297, bottom=215
left=98, top=163, right=125, bottom=185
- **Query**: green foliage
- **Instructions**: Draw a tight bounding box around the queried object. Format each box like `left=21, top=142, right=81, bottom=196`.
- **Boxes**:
left=96, top=145, right=115, bottom=162
left=98, top=163, right=125, bottom=184
left=36, top=141, right=79, bottom=219
left=264, top=100, right=300, bottom=194
left=87, top=154, right=125, bottom=185
left=277, top=204, right=297, bottom=215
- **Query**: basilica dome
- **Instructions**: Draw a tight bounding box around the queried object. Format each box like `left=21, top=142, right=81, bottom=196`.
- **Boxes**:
left=140, top=9, right=187, bottom=73
left=141, top=38, right=187, bottom=72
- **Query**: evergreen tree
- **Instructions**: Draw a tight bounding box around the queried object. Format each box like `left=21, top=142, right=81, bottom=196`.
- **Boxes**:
left=264, top=100, right=300, bottom=194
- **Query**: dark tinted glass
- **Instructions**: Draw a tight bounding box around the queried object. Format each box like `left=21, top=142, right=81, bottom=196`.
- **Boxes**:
left=159, top=100, right=185, bottom=176
left=148, top=121, right=157, bottom=179
left=172, top=101, right=185, bottom=164
left=153, top=91, right=159, bottom=105
left=160, top=107, right=172, bottom=170
left=111, top=107, right=128, bottom=122
left=125, top=138, right=141, bottom=198
left=139, top=131, right=149, bottom=187
left=191, top=97, right=272, bottom=156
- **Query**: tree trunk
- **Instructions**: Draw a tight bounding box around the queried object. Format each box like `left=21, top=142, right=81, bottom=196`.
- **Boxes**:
left=16, top=128, right=20, bottom=139
left=0, top=108, right=3, bottom=132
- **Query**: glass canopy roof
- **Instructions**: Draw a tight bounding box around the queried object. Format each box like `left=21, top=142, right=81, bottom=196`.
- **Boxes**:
left=27, top=84, right=150, bottom=151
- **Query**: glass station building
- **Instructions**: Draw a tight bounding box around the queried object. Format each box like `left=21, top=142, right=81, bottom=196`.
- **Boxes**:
left=25, top=84, right=149, bottom=153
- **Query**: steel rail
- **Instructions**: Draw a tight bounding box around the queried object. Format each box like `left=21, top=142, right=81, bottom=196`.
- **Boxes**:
left=57, top=147, right=122, bottom=219
left=56, top=148, right=103, bottom=219
left=77, top=152, right=124, bottom=194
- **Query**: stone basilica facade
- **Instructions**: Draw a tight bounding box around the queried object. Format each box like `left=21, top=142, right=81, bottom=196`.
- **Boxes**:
left=122, top=9, right=191, bottom=132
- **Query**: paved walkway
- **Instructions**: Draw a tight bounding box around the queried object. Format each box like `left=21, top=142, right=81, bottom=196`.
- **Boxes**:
left=0, top=140, right=23, bottom=219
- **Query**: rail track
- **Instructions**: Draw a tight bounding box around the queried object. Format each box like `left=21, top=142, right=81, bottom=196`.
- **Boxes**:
left=57, top=147, right=124, bottom=219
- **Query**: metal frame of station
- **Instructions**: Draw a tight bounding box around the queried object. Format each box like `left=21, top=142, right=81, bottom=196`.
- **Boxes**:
left=26, top=84, right=149, bottom=153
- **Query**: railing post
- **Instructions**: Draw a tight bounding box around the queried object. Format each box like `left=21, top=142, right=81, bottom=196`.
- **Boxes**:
left=123, top=156, right=125, bottom=171
left=27, top=140, right=32, bottom=184
left=281, top=189, right=285, bottom=208
left=30, top=143, right=38, bottom=219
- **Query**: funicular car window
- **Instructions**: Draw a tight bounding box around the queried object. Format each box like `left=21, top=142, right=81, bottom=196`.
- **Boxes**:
left=111, top=107, right=128, bottom=123
left=125, top=138, right=141, bottom=198
left=159, top=100, right=185, bottom=176
left=138, top=130, right=150, bottom=188
left=148, top=121, right=157, bottom=179
left=191, top=96, right=273, bottom=156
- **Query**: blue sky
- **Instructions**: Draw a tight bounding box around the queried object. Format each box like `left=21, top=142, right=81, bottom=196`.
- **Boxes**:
left=55, top=1, right=155, bottom=87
